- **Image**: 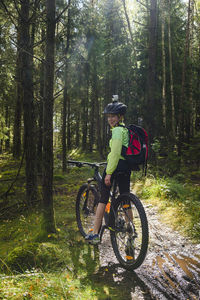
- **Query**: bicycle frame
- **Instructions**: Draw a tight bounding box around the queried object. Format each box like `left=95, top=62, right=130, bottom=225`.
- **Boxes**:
left=67, top=160, right=122, bottom=238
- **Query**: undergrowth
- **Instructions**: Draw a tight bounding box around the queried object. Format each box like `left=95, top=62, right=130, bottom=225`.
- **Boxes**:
left=0, top=152, right=200, bottom=299
left=0, top=153, right=120, bottom=299
left=133, top=174, right=200, bottom=241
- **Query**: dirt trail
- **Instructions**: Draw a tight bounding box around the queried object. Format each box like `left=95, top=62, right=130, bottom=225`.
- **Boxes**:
left=97, top=201, right=200, bottom=300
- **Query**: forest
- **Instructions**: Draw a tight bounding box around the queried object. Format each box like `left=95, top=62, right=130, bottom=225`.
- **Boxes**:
left=0, top=0, right=200, bottom=299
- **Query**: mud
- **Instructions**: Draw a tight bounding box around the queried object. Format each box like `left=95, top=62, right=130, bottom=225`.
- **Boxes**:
left=97, top=202, right=200, bottom=300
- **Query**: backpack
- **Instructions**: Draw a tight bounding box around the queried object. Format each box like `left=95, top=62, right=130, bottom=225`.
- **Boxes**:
left=120, top=124, right=148, bottom=174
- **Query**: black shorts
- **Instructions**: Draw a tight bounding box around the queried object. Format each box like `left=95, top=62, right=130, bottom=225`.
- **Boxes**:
left=99, top=159, right=131, bottom=205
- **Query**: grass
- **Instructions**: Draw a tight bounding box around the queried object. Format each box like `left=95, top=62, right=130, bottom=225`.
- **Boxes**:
left=0, top=271, right=100, bottom=299
left=133, top=174, right=200, bottom=241
left=0, top=154, right=126, bottom=299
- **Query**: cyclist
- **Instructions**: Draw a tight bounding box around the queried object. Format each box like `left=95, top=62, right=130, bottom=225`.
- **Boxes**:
left=85, top=95, right=131, bottom=244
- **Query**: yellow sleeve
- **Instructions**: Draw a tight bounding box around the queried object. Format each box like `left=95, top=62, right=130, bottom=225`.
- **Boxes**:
left=106, top=139, right=122, bottom=175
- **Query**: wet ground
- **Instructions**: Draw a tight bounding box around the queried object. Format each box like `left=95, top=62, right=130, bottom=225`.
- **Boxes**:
left=96, top=202, right=200, bottom=300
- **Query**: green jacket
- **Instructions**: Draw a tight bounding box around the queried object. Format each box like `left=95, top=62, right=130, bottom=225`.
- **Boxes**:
left=106, top=123, right=129, bottom=175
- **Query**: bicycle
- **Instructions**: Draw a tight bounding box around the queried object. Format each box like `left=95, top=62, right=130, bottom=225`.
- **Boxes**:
left=67, top=160, right=149, bottom=270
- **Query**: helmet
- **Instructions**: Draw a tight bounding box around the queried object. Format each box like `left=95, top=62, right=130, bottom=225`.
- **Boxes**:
left=103, top=95, right=127, bottom=115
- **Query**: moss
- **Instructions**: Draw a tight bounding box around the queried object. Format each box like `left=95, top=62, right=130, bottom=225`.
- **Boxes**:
left=4, top=242, right=38, bottom=272
left=35, top=243, right=62, bottom=269
left=3, top=242, right=63, bottom=273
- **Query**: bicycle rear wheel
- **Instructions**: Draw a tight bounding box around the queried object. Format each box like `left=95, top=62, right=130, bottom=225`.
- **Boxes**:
left=110, top=193, right=148, bottom=270
left=76, top=183, right=99, bottom=237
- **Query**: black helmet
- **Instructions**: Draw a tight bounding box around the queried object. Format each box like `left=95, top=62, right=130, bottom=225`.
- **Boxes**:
left=103, top=95, right=127, bottom=115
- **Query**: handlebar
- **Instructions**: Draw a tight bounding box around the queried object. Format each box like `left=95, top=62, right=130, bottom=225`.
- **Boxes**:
left=67, top=160, right=106, bottom=169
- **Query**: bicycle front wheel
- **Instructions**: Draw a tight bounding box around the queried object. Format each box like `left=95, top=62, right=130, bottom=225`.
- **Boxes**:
left=110, top=193, right=149, bottom=270
left=76, top=183, right=99, bottom=237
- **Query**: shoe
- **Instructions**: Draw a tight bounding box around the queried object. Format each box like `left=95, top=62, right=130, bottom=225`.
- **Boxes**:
left=85, top=234, right=100, bottom=245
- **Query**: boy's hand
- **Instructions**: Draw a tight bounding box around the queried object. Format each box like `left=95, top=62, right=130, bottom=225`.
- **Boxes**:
left=105, top=174, right=111, bottom=186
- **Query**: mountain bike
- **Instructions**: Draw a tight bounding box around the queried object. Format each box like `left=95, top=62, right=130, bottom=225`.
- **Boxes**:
left=67, top=160, right=149, bottom=270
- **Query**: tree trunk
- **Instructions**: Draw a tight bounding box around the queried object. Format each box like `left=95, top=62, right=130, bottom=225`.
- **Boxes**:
left=122, top=0, right=137, bottom=69
left=62, top=6, right=71, bottom=172
left=21, top=0, right=37, bottom=204
left=146, top=0, right=157, bottom=142
left=5, top=103, right=10, bottom=151
left=178, top=0, right=191, bottom=155
left=75, top=109, right=80, bottom=148
left=67, top=94, right=71, bottom=150
left=42, top=0, right=56, bottom=233
left=161, top=3, right=166, bottom=130
left=89, top=86, right=95, bottom=153
left=167, top=1, right=175, bottom=139
left=13, top=27, right=22, bottom=159
left=188, top=0, right=194, bottom=139
left=37, top=36, right=45, bottom=174
left=92, top=60, right=102, bottom=155
left=62, top=85, right=67, bottom=171
left=82, top=62, right=89, bottom=151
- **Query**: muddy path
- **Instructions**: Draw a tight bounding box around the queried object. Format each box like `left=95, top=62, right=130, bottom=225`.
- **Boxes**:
left=94, top=202, right=200, bottom=300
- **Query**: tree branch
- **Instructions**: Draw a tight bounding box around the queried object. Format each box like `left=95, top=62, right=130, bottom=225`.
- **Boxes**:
left=13, top=0, right=23, bottom=20
left=0, top=150, right=25, bottom=199
left=136, top=0, right=150, bottom=10
left=132, top=19, right=147, bottom=27
left=54, top=88, right=65, bottom=100
left=10, top=37, right=45, bottom=63
left=0, top=0, right=18, bottom=29
left=55, top=0, right=71, bottom=23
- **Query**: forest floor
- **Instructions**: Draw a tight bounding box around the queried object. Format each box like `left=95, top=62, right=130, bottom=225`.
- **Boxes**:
left=0, top=157, right=200, bottom=299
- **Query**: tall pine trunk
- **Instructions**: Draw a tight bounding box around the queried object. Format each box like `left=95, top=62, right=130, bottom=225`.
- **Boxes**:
left=13, top=40, right=22, bottom=158
left=21, top=0, right=37, bottom=204
left=161, top=2, right=166, bottom=130
left=178, top=0, right=191, bottom=155
left=82, top=62, right=89, bottom=151
left=62, top=5, right=71, bottom=172
left=89, top=87, right=95, bottom=153
left=146, top=0, right=157, bottom=141
left=37, top=43, right=45, bottom=174
left=42, top=0, right=56, bottom=233
left=167, top=0, right=175, bottom=139
left=67, top=95, right=71, bottom=150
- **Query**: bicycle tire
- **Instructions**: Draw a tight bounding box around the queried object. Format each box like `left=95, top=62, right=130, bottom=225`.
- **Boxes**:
left=110, top=193, right=149, bottom=270
left=76, top=183, right=99, bottom=237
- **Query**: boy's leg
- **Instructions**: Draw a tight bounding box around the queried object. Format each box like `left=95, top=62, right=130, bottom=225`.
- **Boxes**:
left=93, top=203, right=106, bottom=234
left=117, top=167, right=133, bottom=223
left=85, top=168, right=110, bottom=243
left=93, top=169, right=111, bottom=234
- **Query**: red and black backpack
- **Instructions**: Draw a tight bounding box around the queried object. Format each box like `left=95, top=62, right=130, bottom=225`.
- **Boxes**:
left=120, top=124, right=148, bottom=174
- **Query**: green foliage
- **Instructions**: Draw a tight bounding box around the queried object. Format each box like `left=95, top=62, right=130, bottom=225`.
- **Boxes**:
left=182, top=133, right=200, bottom=175
left=3, top=243, right=38, bottom=273
left=68, top=148, right=106, bottom=162
left=136, top=176, right=200, bottom=240
left=151, top=139, right=161, bottom=154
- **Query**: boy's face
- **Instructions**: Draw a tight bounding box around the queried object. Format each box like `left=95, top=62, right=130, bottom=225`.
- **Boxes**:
left=107, top=114, right=120, bottom=128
